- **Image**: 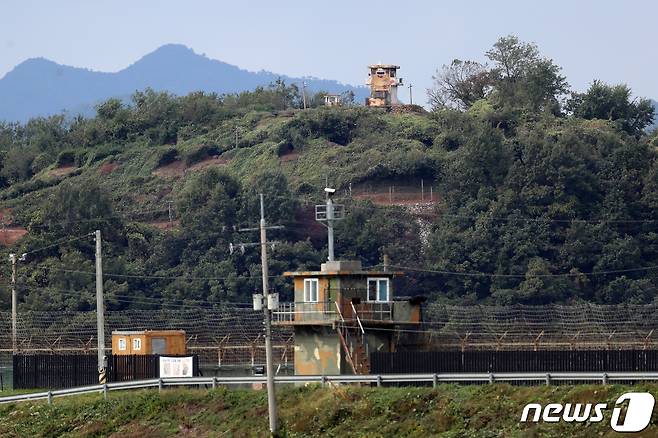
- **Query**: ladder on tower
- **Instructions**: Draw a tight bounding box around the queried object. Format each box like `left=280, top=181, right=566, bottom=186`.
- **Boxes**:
left=335, top=301, right=370, bottom=375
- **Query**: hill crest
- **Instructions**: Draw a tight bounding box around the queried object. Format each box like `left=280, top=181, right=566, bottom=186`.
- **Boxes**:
left=0, top=44, right=368, bottom=122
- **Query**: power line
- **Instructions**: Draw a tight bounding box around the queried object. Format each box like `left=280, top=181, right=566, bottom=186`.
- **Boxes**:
left=38, top=266, right=284, bottom=281
left=437, top=212, right=658, bottom=225
left=22, top=233, right=94, bottom=256
left=25, top=209, right=171, bottom=229
left=15, top=283, right=255, bottom=309
left=389, top=264, right=658, bottom=278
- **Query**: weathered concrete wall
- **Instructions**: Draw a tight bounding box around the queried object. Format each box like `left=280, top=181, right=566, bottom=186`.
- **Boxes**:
left=393, top=301, right=421, bottom=323
left=294, top=326, right=341, bottom=375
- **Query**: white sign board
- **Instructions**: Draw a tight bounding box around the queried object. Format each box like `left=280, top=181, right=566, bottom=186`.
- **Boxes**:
left=159, top=356, right=194, bottom=378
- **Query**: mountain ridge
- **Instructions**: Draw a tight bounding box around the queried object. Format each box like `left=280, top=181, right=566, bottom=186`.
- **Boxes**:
left=0, top=44, right=369, bottom=122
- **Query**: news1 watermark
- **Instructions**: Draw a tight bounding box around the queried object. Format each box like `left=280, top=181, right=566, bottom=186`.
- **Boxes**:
left=520, top=392, right=655, bottom=432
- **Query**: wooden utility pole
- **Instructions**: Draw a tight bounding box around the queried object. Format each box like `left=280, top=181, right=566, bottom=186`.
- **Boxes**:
left=233, top=195, right=284, bottom=434
left=302, top=81, right=307, bottom=110
left=95, top=230, right=106, bottom=383
left=258, top=193, right=278, bottom=433
left=408, top=83, right=413, bottom=105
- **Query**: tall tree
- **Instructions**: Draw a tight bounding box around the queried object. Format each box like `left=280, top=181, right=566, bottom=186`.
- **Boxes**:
left=567, top=80, right=656, bottom=136
left=486, top=35, right=569, bottom=114
left=428, top=59, right=492, bottom=110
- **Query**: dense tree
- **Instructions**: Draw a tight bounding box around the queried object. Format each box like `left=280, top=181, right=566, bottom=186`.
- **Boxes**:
left=567, top=81, right=656, bottom=136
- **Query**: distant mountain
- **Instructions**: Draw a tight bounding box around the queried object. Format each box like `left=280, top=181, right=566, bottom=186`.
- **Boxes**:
left=0, top=44, right=369, bottom=122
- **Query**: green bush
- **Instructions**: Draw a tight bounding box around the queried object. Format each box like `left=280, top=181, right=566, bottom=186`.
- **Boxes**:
left=183, top=144, right=221, bottom=166
left=157, top=148, right=179, bottom=167
left=31, top=152, right=56, bottom=173
left=56, top=150, right=76, bottom=167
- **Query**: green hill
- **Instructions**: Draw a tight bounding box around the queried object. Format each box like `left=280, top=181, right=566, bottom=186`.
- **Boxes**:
left=1, top=37, right=658, bottom=310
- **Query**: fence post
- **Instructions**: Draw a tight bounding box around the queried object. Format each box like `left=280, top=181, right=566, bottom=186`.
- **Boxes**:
left=47, top=391, right=53, bottom=405
left=602, top=373, right=608, bottom=385
left=433, top=374, right=438, bottom=388
left=321, top=375, right=327, bottom=388
left=103, top=383, right=108, bottom=400
left=545, top=373, right=551, bottom=386
left=212, top=376, right=217, bottom=389
left=488, top=373, right=494, bottom=384
left=158, top=378, right=163, bottom=392
left=376, top=375, right=382, bottom=388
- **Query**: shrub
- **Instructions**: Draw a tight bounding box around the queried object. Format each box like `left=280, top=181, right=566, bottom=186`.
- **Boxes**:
left=183, top=144, right=221, bottom=166
left=56, top=150, right=76, bottom=167
left=31, top=152, right=56, bottom=173
left=157, top=148, right=179, bottom=167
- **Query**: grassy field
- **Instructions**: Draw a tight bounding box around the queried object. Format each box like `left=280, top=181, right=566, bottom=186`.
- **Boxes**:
left=1, top=384, right=657, bottom=437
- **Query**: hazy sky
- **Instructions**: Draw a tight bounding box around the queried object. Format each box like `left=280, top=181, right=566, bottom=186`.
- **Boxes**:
left=1, top=0, right=657, bottom=104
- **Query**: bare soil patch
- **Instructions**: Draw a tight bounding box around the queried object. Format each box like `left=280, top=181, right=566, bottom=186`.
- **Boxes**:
left=279, top=149, right=300, bottom=162
left=99, top=161, right=119, bottom=175
left=145, top=220, right=181, bottom=231
left=0, top=227, right=28, bottom=245
left=47, top=165, right=77, bottom=178
left=153, top=156, right=230, bottom=178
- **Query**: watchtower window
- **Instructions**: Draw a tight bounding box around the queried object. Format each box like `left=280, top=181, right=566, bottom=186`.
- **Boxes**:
left=367, top=278, right=390, bottom=302
left=304, top=278, right=319, bottom=303
left=376, top=69, right=386, bottom=77
left=389, top=70, right=396, bottom=78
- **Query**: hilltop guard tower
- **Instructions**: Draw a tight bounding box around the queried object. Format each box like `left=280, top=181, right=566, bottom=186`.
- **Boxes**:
left=273, top=189, right=423, bottom=376
left=366, top=64, right=403, bottom=107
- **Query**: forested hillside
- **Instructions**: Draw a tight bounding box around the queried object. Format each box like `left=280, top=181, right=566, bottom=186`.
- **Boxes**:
left=0, top=36, right=657, bottom=311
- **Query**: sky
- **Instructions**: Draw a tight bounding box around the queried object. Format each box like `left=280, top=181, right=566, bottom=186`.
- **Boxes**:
left=1, top=0, right=657, bottom=104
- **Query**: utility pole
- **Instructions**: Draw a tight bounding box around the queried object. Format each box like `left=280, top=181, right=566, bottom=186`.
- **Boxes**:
left=95, top=230, right=106, bottom=384
left=9, top=253, right=17, bottom=354
left=232, top=194, right=284, bottom=434
left=9, top=252, right=25, bottom=354
left=408, top=83, right=413, bottom=105
left=259, top=194, right=278, bottom=433
left=302, top=81, right=307, bottom=110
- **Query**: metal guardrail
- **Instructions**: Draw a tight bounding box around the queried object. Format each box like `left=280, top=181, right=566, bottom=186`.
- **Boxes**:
left=4, top=372, right=658, bottom=405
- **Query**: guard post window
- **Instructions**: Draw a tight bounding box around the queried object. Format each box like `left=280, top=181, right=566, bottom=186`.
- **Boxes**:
left=367, top=278, right=390, bottom=302
left=304, top=278, right=319, bottom=303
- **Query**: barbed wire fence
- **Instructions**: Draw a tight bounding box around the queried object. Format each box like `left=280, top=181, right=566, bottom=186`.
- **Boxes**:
left=417, top=303, right=658, bottom=351
left=0, top=307, right=294, bottom=369
left=4, top=303, right=658, bottom=374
